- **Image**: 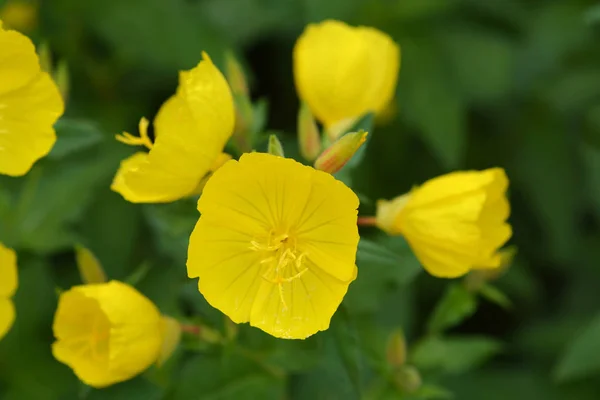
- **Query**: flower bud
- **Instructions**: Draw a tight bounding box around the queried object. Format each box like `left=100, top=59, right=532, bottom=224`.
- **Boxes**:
left=52, top=281, right=164, bottom=388
left=394, top=365, right=422, bottom=394
left=268, top=134, right=285, bottom=157
left=0, top=1, right=37, bottom=33
left=225, top=52, right=249, bottom=98
left=386, top=329, right=407, bottom=367
left=297, top=102, right=321, bottom=161
left=314, top=130, right=368, bottom=174
left=75, top=245, right=107, bottom=284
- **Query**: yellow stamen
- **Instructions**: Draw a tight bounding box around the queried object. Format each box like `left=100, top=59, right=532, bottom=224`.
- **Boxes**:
left=115, top=117, right=153, bottom=150
left=252, top=231, right=309, bottom=311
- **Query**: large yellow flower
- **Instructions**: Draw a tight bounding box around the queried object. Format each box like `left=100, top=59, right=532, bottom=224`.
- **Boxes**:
left=111, top=52, right=235, bottom=203
left=0, top=243, right=17, bottom=340
left=0, top=21, right=64, bottom=176
left=187, top=153, right=359, bottom=339
left=293, top=20, right=400, bottom=137
left=52, top=281, right=164, bottom=388
left=376, top=168, right=511, bottom=278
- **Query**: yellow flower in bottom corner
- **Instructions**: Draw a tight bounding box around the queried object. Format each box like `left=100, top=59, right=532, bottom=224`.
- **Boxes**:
left=111, top=52, right=235, bottom=203
left=0, top=21, right=64, bottom=176
left=376, top=168, right=511, bottom=278
left=52, top=281, right=163, bottom=388
left=187, top=153, right=360, bottom=339
left=0, top=243, right=17, bottom=340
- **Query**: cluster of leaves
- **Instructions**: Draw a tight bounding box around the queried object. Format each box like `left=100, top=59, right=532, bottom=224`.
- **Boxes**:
left=1, top=0, right=600, bottom=399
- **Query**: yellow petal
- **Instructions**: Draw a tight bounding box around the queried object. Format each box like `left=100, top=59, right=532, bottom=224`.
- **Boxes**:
left=187, top=152, right=359, bottom=339
left=0, top=243, right=17, bottom=297
left=112, top=53, right=234, bottom=203
left=0, top=298, right=15, bottom=341
left=156, top=315, right=182, bottom=367
left=250, top=264, right=357, bottom=339
left=0, top=24, right=39, bottom=93
left=294, top=20, right=400, bottom=129
left=75, top=245, right=107, bottom=284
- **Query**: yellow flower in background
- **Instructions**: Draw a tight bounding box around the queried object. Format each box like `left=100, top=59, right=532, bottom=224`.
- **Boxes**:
left=0, top=243, right=17, bottom=340
left=293, top=19, right=400, bottom=139
left=187, top=153, right=359, bottom=339
left=0, top=1, right=37, bottom=33
left=52, top=281, right=163, bottom=388
left=376, top=168, right=511, bottom=278
left=111, top=52, right=235, bottom=203
left=0, top=21, right=64, bottom=176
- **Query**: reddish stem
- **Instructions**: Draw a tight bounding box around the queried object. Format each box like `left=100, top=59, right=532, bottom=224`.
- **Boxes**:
left=180, top=324, right=202, bottom=335
left=357, top=216, right=378, bottom=226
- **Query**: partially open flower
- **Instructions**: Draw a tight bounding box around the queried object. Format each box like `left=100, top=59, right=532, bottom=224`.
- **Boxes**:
left=376, top=168, right=511, bottom=278
left=0, top=21, right=64, bottom=176
left=52, top=281, right=164, bottom=388
left=0, top=243, right=17, bottom=341
left=293, top=20, right=400, bottom=139
left=187, top=153, right=360, bottom=339
left=111, top=52, right=235, bottom=203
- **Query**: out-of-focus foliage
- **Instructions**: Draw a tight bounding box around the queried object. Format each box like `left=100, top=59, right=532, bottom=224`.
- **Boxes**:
left=1, top=0, right=600, bottom=399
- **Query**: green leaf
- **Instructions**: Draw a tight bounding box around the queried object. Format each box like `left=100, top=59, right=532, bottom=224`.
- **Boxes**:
left=411, top=384, right=454, bottom=399
left=555, top=314, right=600, bottom=382
left=439, top=26, right=515, bottom=102
left=171, top=352, right=284, bottom=400
left=87, top=377, right=164, bottom=400
left=0, top=143, right=124, bottom=252
left=479, top=284, right=512, bottom=309
left=291, top=333, right=362, bottom=400
left=399, top=40, right=466, bottom=168
left=144, top=198, right=198, bottom=266
left=411, top=336, right=502, bottom=374
left=48, top=118, right=104, bottom=160
left=427, top=284, right=478, bottom=334
left=331, top=312, right=366, bottom=396
left=345, top=235, right=421, bottom=314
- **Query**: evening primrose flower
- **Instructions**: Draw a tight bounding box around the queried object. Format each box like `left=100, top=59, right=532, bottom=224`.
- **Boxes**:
left=111, top=52, right=235, bottom=203
left=375, top=168, right=511, bottom=278
left=293, top=20, right=400, bottom=139
left=0, top=243, right=17, bottom=340
left=52, top=281, right=164, bottom=388
left=0, top=21, right=64, bottom=176
left=187, top=152, right=359, bottom=339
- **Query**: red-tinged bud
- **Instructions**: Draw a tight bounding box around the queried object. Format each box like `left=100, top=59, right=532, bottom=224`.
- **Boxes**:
left=297, top=102, right=321, bottom=161
left=314, top=130, right=368, bottom=174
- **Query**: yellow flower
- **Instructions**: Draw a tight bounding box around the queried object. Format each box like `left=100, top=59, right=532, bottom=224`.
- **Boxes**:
left=376, top=168, right=511, bottom=278
left=111, top=52, right=235, bottom=203
left=0, top=243, right=17, bottom=340
left=52, top=281, right=163, bottom=388
left=293, top=20, right=400, bottom=138
left=187, top=153, right=359, bottom=339
left=0, top=21, right=64, bottom=176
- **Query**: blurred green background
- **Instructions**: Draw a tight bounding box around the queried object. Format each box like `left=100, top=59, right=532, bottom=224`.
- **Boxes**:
left=1, top=0, right=600, bottom=399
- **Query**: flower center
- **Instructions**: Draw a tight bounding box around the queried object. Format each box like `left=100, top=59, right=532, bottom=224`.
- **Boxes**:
left=250, top=230, right=308, bottom=310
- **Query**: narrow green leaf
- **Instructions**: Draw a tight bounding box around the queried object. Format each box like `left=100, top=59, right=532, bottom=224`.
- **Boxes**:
left=49, top=119, right=104, bottom=159
left=345, top=236, right=421, bottom=314
left=427, top=284, right=478, bottom=334
left=479, top=284, right=512, bottom=309
left=411, top=336, right=502, bottom=374
left=555, top=314, right=600, bottom=382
